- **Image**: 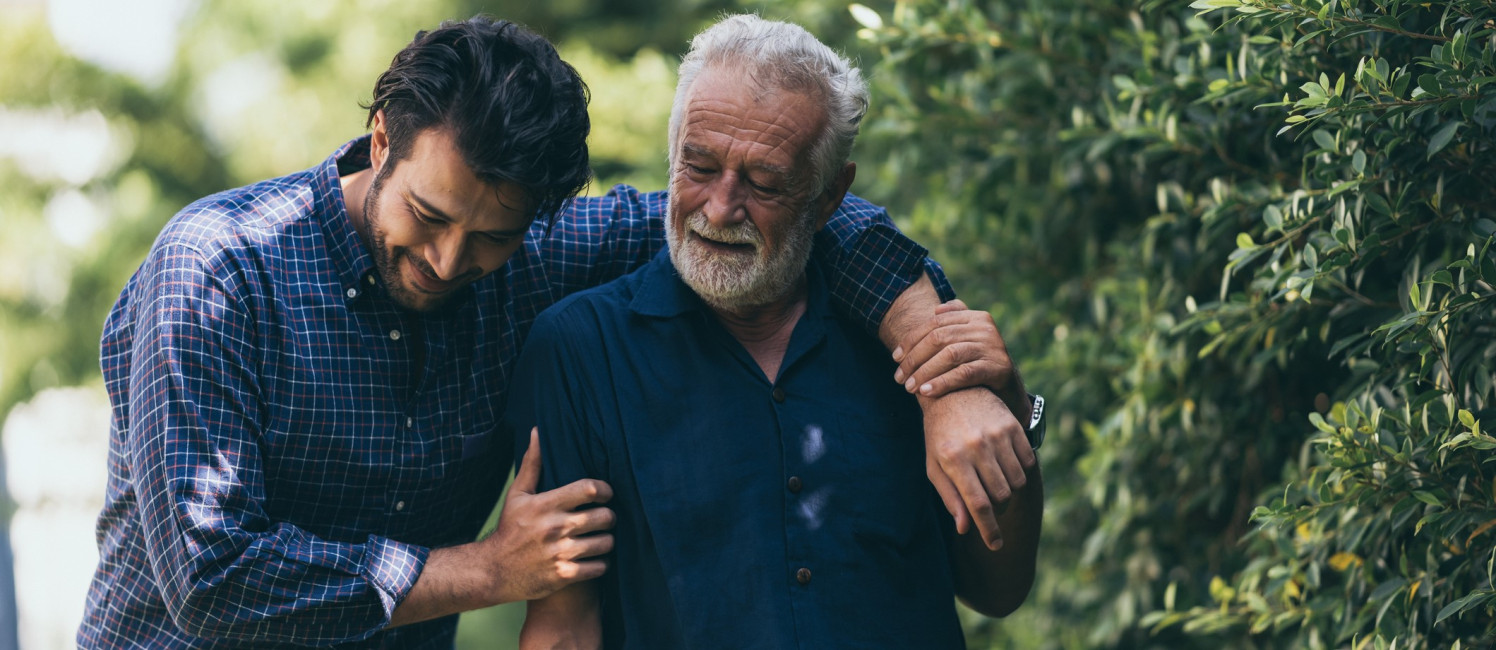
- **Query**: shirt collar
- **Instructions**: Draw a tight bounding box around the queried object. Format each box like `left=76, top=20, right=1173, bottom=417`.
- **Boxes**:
left=629, top=247, right=834, bottom=322
left=316, top=135, right=381, bottom=295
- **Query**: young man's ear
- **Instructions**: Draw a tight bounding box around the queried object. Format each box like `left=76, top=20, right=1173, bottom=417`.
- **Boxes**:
left=813, top=162, right=857, bottom=231
left=369, top=109, right=390, bottom=173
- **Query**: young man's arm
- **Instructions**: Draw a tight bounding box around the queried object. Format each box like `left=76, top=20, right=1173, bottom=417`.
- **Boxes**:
left=127, top=243, right=609, bottom=643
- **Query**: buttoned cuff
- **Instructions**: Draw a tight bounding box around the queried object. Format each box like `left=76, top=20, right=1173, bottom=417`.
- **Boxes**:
left=361, top=535, right=430, bottom=617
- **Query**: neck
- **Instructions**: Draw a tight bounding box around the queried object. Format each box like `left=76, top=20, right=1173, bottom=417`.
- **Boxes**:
left=707, top=277, right=808, bottom=381
left=340, top=166, right=374, bottom=252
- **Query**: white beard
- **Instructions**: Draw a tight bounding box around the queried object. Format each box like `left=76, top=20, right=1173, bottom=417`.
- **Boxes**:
left=665, top=197, right=818, bottom=311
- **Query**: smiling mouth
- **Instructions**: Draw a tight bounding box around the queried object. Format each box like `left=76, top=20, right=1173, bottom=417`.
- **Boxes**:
left=690, top=231, right=756, bottom=254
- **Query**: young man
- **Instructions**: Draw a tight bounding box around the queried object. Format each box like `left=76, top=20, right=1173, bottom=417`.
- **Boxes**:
left=509, top=16, right=1044, bottom=649
left=80, top=15, right=1033, bottom=649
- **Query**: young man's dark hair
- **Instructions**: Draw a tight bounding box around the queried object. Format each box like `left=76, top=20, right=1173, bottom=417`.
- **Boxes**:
left=365, top=16, right=591, bottom=222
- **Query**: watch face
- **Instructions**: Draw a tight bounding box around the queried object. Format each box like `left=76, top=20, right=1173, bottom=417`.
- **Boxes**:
left=1029, top=394, right=1045, bottom=431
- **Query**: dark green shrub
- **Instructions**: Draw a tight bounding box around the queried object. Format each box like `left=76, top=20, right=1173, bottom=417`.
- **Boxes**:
left=845, top=0, right=1495, bottom=646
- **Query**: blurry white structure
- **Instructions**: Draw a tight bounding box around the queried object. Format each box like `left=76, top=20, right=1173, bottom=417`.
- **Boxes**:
left=46, top=0, right=195, bottom=87
left=2, top=386, right=110, bottom=650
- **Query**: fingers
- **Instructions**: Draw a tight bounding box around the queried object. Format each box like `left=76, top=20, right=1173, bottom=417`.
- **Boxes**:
left=561, top=532, right=615, bottom=561
left=893, top=311, right=1009, bottom=394
left=933, top=298, right=968, bottom=315
left=564, top=506, right=617, bottom=536
left=940, top=456, right=1003, bottom=550
left=547, top=478, right=615, bottom=511
left=928, top=457, right=971, bottom=535
left=557, top=559, right=609, bottom=583
left=510, top=428, right=542, bottom=498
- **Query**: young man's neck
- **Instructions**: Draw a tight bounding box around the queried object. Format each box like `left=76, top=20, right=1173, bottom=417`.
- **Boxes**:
left=340, top=167, right=374, bottom=247
left=707, top=277, right=808, bottom=382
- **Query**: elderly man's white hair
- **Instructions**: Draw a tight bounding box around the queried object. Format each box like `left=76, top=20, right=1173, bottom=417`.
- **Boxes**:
left=667, top=14, right=870, bottom=196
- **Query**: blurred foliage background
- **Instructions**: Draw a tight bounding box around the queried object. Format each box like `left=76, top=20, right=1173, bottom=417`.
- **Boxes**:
left=1, top=0, right=1493, bottom=648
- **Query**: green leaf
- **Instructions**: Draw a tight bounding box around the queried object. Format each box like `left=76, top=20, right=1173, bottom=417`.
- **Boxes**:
left=1436, top=591, right=1494, bottom=624
left=1264, top=205, right=1283, bottom=230
left=1412, top=490, right=1442, bottom=507
left=1427, top=121, right=1462, bottom=160
left=1365, top=192, right=1392, bottom=215
left=1475, top=219, right=1496, bottom=238
left=1352, top=150, right=1365, bottom=174
left=1312, top=129, right=1336, bottom=152
left=1460, top=409, right=1477, bottom=429
left=1237, top=232, right=1256, bottom=249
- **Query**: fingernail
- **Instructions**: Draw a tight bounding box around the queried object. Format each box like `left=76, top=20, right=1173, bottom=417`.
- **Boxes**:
left=892, top=346, right=904, bottom=361
left=894, top=369, right=905, bottom=383
left=904, top=378, right=916, bottom=392
left=920, top=383, right=933, bottom=395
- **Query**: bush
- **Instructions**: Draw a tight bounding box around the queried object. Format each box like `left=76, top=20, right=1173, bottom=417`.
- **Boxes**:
left=845, top=0, right=1496, bottom=647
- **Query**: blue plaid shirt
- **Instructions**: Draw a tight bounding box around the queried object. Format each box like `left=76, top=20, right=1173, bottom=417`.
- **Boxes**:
left=79, top=136, right=953, bottom=648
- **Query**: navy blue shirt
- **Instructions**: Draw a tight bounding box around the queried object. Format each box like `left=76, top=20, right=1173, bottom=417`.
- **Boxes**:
left=508, top=251, right=965, bottom=649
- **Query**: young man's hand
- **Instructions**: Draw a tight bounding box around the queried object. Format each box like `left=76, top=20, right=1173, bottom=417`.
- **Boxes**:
left=389, top=429, right=615, bottom=627
left=486, top=429, right=616, bottom=603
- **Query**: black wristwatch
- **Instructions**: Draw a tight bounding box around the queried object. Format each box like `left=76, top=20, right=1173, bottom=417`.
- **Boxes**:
left=1025, top=393, right=1046, bottom=451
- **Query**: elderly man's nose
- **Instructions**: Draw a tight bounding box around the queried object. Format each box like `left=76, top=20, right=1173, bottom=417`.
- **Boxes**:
left=705, top=178, right=748, bottom=227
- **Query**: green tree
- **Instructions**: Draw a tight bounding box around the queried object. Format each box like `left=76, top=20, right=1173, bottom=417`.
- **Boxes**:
left=846, top=0, right=1495, bottom=647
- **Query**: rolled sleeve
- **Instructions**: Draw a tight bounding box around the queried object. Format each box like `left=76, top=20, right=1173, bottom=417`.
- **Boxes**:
left=816, top=195, right=958, bottom=335
left=361, top=535, right=429, bottom=614
left=129, top=242, right=426, bottom=644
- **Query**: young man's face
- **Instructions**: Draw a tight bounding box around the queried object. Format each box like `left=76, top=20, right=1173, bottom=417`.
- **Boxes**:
left=361, top=122, right=533, bottom=312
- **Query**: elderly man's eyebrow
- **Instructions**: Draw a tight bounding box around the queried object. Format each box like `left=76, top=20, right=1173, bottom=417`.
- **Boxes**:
left=680, top=143, right=793, bottom=179
left=679, top=143, right=716, bottom=161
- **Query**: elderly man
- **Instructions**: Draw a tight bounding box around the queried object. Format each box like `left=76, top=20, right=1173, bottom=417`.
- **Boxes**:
left=507, top=15, right=1045, bottom=648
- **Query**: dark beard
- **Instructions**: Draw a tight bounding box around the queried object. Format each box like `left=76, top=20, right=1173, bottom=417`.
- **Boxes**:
left=361, top=165, right=457, bottom=313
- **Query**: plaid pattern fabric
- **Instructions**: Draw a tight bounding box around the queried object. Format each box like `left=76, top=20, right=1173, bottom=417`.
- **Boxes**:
left=78, top=136, right=953, bottom=648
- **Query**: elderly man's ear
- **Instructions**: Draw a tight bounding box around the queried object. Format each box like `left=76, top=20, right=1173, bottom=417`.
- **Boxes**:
left=814, top=162, right=858, bottom=231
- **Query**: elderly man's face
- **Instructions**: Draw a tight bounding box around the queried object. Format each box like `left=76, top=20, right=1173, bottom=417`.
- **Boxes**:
left=666, top=70, right=832, bottom=310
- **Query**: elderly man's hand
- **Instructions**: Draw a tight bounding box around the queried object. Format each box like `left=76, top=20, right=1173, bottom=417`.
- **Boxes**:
left=892, top=298, right=1035, bottom=549
left=921, top=388, right=1036, bottom=550
left=893, top=299, right=1030, bottom=424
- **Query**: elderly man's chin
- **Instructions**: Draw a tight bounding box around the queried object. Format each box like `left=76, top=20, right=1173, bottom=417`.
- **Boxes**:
left=668, top=216, right=815, bottom=311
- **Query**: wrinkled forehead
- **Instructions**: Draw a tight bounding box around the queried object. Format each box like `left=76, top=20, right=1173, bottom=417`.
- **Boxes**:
left=680, top=68, right=827, bottom=161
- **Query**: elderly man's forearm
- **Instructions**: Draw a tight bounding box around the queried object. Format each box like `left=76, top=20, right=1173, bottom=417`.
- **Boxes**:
left=951, top=462, right=1044, bottom=617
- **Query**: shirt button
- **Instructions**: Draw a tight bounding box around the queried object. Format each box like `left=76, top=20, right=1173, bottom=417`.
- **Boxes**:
left=366, top=274, right=377, bottom=286
left=795, top=568, right=812, bottom=585
left=345, top=287, right=358, bottom=299
left=389, top=329, right=402, bottom=341
left=394, top=500, right=406, bottom=512
left=787, top=476, right=802, bottom=493
left=405, top=417, right=414, bottom=428
left=772, top=387, right=786, bottom=403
